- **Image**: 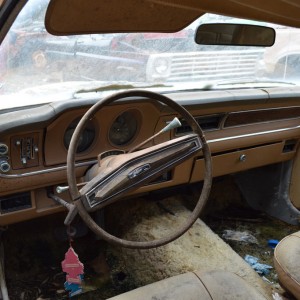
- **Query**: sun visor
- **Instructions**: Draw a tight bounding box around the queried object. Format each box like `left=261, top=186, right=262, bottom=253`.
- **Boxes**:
left=148, top=0, right=300, bottom=28
left=45, top=0, right=204, bottom=35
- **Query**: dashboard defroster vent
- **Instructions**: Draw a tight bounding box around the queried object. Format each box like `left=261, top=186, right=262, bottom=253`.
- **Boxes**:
left=175, top=114, right=223, bottom=135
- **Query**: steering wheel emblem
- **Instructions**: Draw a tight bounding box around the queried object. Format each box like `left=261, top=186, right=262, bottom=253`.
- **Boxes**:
left=128, top=164, right=151, bottom=179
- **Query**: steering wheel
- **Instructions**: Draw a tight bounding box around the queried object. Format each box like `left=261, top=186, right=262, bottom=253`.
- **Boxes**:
left=67, top=90, right=212, bottom=249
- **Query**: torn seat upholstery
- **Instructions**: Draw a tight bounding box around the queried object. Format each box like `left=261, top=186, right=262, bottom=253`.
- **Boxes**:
left=108, top=270, right=268, bottom=300
left=274, top=231, right=300, bottom=300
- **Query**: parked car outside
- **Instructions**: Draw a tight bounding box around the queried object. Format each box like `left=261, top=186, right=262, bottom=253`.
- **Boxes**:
left=21, top=26, right=266, bottom=84
left=263, top=25, right=300, bottom=82
left=146, top=48, right=265, bottom=82
left=1, top=13, right=267, bottom=85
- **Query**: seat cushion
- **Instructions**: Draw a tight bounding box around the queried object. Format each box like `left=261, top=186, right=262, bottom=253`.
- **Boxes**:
left=108, top=270, right=268, bottom=300
left=274, top=231, right=300, bottom=300
left=194, top=270, right=269, bottom=299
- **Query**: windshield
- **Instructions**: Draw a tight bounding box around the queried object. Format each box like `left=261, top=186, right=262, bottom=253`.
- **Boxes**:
left=0, top=0, right=299, bottom=108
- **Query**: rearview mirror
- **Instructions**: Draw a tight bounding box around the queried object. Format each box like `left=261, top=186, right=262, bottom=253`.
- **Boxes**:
left=195, top=23, right=275, bottom=47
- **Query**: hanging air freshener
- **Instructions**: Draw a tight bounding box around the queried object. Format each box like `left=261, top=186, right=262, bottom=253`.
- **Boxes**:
left=62, top=246, right=84, bottom=297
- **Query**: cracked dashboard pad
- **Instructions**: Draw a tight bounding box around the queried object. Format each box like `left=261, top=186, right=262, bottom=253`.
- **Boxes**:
left=80, top=134, right=202, bottom=211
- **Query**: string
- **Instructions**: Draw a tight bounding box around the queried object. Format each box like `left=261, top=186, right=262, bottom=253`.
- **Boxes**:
left=67, top=225, right=75, bottom=247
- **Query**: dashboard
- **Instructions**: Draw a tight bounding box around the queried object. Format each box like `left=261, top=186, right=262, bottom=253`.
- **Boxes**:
left=1, top=87, right=300, bottom=225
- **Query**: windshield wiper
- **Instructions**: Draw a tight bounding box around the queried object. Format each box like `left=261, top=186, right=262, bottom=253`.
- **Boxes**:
left=73, top=83, right=172, bottom=97
left=211, top=78, right=296, bottom=88
left=171, top=78, right=296, bottom=93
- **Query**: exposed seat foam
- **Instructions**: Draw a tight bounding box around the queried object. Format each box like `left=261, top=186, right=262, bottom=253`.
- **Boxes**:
left=108, top=270, right=268, bottom=300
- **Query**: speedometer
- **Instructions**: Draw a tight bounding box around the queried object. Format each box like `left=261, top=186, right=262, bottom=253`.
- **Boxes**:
left=64, top=117, right=96, bottom=153
left=109, top=111, right=138, bottom=146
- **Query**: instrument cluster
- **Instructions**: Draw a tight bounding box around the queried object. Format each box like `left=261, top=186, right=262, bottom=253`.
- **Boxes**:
left=63, top=109, right=141, bottom=154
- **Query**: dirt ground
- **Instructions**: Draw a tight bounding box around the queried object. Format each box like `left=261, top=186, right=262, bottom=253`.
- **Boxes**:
left=1, top=176, right=299, bottom=299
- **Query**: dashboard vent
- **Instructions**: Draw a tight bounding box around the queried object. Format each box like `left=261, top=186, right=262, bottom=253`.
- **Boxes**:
left=283, top=139, right=298, bottom=153
left=175, top=115, right=223, bottom=135
left=0, top=192, right=31, bottom=214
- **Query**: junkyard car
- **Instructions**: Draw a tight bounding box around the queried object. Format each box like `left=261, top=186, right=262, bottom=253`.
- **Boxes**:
left=2, top=14, right=266, bottom=84
left=264, top=24, right=300, bottom=82
left=1, top=0, right=300, bottom=299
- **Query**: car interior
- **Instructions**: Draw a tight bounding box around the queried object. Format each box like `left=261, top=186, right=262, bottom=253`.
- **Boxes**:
left=1, top=0, right=300, bottom=299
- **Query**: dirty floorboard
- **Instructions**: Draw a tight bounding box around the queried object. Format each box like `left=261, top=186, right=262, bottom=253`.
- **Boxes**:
left=1, top=176, right=299, bottom=299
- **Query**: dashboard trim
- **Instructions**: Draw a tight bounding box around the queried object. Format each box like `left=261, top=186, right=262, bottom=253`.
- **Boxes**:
left=0, top=160, right=97, bottom=178
left=2, top=86, right=300, bottom=136
left=209, top=125, right=300, bottom=143
left=2, top=122, right=300, bottom=179
left=223, top=106, right=300, bottom=128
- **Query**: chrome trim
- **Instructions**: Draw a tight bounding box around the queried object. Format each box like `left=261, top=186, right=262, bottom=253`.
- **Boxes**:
left=0, top=160, right=97, bottom=178
left=1, top=123, right=300, bottom=179
left=208, top=125, right=300, bottom=143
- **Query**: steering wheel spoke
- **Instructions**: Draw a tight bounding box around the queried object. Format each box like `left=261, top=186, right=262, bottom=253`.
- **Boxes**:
left=80, top=134, right=202, bottom=211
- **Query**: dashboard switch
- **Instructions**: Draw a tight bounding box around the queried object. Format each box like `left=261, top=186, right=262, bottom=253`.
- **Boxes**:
left=0, top=160, right=11, bottom=173
left=11, top=133, right=39, bottom=169
left=21, top=157, right=27, bottom=165
left=0, top=143, right=8, bottom=156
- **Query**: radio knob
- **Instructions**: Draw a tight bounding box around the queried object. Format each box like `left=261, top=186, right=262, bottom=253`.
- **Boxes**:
left=0, top=160, right=10, bottom=173
left=0, top=143, right=8, bottom=156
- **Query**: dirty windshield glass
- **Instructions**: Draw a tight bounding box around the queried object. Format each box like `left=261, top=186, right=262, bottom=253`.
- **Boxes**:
left=0, top=0, right=299, bottom=107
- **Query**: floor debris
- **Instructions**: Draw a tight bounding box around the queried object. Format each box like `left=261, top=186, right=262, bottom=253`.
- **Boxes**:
left=268, top=239, right=279, bottom=249
left=222, top=230, right=258, bottom=244
left=244, top=255, right=273, bottom=275
left=1, top=177, right=299, bottom=299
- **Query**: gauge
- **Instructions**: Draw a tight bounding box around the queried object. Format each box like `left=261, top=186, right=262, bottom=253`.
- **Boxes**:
left=109, top=111, right=138, bottom=146
left=64, top=117, right=96, bottom=153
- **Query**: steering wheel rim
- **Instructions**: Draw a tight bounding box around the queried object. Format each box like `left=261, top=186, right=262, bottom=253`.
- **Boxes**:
left=67, top=90, right=212, bottom=249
